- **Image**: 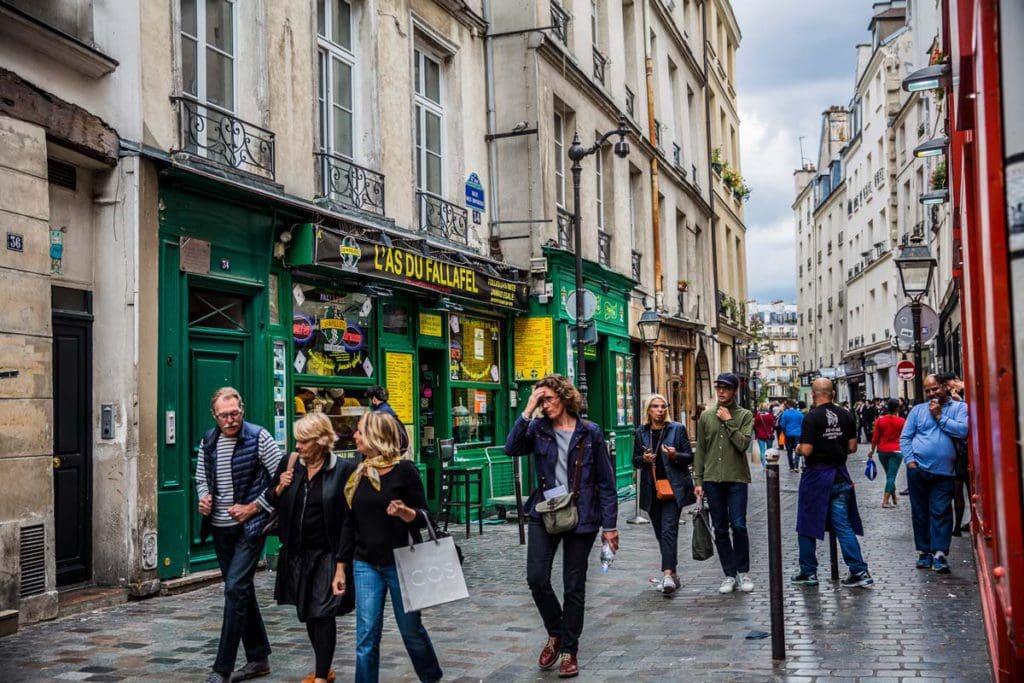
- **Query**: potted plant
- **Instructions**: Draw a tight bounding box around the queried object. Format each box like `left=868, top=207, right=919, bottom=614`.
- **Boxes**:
left=917, top=122, right=926, bottom=138
left=736, top=183, right=752, bottom=202
left=711, top=148, right=723, bottom=174
left=677, top=279, right=690, bottom=292
left=931, top=160, right=948, bottom=190
left=722, top=167, right=740, bottom=190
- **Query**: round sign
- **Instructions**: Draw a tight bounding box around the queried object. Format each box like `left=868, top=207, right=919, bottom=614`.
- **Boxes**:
left=893, top=303, right=939, bottom=345
left=897, top=360, right=916, bottom=380
left=565, top=289, right=598, bottom=322
left=293, top=313, right=314, bottom=344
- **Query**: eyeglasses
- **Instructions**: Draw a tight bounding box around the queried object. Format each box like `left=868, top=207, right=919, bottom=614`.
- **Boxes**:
left=215, top=410, right=243, bottom=421
left=539, top=395, right=559, bottom=405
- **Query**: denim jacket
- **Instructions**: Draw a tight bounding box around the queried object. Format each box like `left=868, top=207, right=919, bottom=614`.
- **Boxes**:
left=504, top=416, right=618, bottom=533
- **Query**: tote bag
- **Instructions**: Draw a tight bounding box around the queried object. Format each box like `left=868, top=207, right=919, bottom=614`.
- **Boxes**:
left=393, top=515, right=469, bottom=613
left=691, top=498, right=714, bottom=561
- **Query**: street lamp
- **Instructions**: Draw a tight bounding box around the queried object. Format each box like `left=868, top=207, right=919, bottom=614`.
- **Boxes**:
left=638, top=307, right=662, bottom=393
left=747, top=346, right=761, bottom=406
left=913, top=136, right=949, bottom=158
left=901, top=63, right=951, bottom=92
left=894, top=237, right=938, bottom=403
left=863, top=358, right=877, bottom=400
left=568, top=115, right=630, bottom=416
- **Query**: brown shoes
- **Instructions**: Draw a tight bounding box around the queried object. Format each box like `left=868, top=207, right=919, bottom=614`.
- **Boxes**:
left=558, top=653, right=579, bottom=678
left=538, top=636, right=561, bottom=670
left=300, top=671, right=336, bottom=683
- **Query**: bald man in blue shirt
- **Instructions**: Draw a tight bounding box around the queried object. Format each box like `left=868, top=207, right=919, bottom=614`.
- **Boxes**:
left=900, top=374, right=969, bottom=574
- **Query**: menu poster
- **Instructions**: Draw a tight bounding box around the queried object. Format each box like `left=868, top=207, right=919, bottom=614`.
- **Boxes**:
left=513, top=317, right=554, bottom=380
left=385, top=352, right=415, bottom=425
left=419, top=312, right=443, bottom=337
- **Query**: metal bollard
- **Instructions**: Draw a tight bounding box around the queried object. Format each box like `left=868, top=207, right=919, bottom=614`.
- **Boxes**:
left=765, top=450, right=786, bottom=660
left=829, top=531, right=840, bottom=582
left=626, top=467, right=650, bottom=524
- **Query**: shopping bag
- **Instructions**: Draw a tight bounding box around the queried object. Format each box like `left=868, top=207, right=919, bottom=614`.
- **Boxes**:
left=864, top=458, right=877, bottom=481
left=691, top=498, right=714, bottom=561
left=393, top=519, right=469, bottom=613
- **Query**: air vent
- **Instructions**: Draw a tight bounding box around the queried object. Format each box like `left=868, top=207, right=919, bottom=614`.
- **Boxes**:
left=48, top=158, right=77, bottom=190
left=19, top=524, right=46, bottom=598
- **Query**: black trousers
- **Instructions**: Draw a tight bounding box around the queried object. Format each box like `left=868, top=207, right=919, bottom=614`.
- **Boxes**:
left=211, top=527, right=271, bottom=675
left=647, top=497, right=682, bottom=573
left=306, top=617, right=336, bottom=678
left=525, top=519, right=598, bottom=656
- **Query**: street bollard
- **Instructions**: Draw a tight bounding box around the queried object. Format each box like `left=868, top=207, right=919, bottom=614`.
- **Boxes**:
left=765, top=449, right=786, bottom=660
left=626, top=467, right=649, bottom=524
left=829, top=531, right=839, bottom=582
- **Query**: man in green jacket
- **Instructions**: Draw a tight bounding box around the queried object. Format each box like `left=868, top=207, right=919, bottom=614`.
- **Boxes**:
left=694, top=373, right=754, bottom=594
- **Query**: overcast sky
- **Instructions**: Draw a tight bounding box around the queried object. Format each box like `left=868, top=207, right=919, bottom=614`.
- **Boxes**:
left=734, top=1, right=875, bottom=304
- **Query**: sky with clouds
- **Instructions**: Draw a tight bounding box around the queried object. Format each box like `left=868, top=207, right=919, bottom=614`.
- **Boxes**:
left=734, top=1, right=877, bottom=304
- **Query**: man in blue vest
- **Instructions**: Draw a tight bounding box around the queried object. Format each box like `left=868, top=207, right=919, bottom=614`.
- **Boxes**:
left=196, top=387, right=282, bottom=683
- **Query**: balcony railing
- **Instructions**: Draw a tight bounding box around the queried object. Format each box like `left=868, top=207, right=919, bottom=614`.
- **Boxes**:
left=597, top=230, right=611, bottom=266
left=631, top=250, right=642, bottom=281
left=316, top=152, right=385, bottom=216
left=550, top=2, right=570, bottom=46
left=172, top=97, right=275, bottom=180
left=556, top=206, right=573, bottom=250
left=417, top=191, right=468, bottom=243
left=593, top=47, right=607, bottom=86
left=874, top=169, right=885, bottom=187
left=625, top=86, right=635, bottom=119
left=672, top=142, right=681, bottom=168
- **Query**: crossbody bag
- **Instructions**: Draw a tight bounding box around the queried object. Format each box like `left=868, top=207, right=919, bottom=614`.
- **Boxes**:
left=535, top=438, right=585, bottom=534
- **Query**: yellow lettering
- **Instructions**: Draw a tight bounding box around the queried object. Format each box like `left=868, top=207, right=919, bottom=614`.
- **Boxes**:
left=374, top=245, right=383, bottom=271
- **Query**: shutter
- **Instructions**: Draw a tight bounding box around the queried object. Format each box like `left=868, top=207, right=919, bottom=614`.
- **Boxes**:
left=19, top=524, right=46, bottom=598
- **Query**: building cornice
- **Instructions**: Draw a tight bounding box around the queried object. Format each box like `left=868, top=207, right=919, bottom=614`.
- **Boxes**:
left=650, top=0, right=706, bottom=86
left=430, top=0, right=487, bottom=33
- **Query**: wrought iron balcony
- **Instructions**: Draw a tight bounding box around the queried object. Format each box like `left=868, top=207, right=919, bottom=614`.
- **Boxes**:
left=550, top=2, right=570, bottom=46
left=597, top=230, right=611, bottom=266
left=556, top=206, right=574, bottom=250
left=672, top=143, right=681, bottom=168
left=593, top=47, right=607, bottom=86
left=316, top=152, right=385, bottom=216
left=417, top=191, right=468, bottom=243
left=171, top=97, right=275, bottom=180
left=625, top=86, right=635, bottom=119
left=631, top=250, right=642, bottom=281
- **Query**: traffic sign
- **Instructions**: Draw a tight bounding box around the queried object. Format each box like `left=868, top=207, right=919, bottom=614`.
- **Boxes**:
left=893, top=304, right=939, bottom=344
left=897, top=360, right=916, bottom=380
left=565, top=289, right=598, bottom=322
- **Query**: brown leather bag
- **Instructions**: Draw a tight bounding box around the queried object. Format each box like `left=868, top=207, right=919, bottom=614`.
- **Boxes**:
left=651, top=463, right=675, bottom=501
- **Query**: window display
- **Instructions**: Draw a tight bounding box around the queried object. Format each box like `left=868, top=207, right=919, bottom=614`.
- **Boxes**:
left=451, top=387, right=495, bottom=446
left=293, top=284, right=373, bottom=378
left=448, top=315, right=500, bottom=382
left=294, top=386, right=369, bottom=457
left=615, top=353, right=635, bottom=426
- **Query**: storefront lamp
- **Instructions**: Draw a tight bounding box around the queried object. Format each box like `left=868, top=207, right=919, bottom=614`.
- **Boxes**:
left=638, top=308, right=662, bottom=345
left=901, top=63, right=951, bottom=92
left=919, top=189, right=950, bottom=205
left=913, top=136, right=949, bottom=158
left=747, top=346, right=761, bottom=371
left=895, top=240, right=937, bottom=302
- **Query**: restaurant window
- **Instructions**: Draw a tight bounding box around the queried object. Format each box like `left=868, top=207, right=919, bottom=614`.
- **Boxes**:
left=382, top=301, right=410, bottom=335
left=614, top=353, right=635, bottom=426
left=292, top=284, right=373, bottom=378
left=449, top=315, right=501, bottom=447
left=293, top=386, right=369, bottom=457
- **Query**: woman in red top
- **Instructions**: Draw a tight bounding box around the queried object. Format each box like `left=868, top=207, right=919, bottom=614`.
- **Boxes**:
left=753, top=403, right=776, bottom=469
left=868, top=399, right=906, bottom=508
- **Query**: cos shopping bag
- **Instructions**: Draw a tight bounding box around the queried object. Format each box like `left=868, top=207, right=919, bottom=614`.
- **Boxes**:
left=393, top=517, right=469, bottom=613
left=691, top=498, right=714, bottom=562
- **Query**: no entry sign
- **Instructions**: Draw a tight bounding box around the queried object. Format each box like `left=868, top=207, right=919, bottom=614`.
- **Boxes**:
left=897, top=360, right=916, bottom=380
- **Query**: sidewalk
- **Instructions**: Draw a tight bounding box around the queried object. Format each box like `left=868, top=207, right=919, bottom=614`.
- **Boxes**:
left=0, top=446, right=990, bottom=681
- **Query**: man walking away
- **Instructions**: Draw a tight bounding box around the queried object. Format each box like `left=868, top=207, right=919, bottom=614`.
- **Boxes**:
left=366, top=385, right=410, bottom=454
left=197, top=387, right=282, bottom=683
left=790, top=379, right=872, bottom=588
left=694, top=373, right=755, bottom=594
left=900, top=375, right=970, bottom=573
left=777, top=400, right=804, bottom=472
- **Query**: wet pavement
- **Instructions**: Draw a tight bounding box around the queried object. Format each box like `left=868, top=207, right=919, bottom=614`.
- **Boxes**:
left=0, top=446, right=990, bottom=681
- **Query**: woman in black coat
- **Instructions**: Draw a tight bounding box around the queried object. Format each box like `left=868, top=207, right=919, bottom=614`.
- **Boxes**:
left=268, top=412, right=356, bottom=683
left=633, top=393, right=695, bottom=595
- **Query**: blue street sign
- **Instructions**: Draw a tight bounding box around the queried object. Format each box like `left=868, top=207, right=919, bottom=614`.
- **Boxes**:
left=465, top=172, right=485, bottom=212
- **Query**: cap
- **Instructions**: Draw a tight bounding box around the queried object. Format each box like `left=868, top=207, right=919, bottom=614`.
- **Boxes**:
left=714, top=372, right=739, bottom=389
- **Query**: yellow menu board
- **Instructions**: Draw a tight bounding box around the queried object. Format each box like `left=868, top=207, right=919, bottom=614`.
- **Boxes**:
left=385, top=352, right=415, bottom=424
left=419, top=312, right=443, bottom=337
left=513, top=317, right=554, bottom=380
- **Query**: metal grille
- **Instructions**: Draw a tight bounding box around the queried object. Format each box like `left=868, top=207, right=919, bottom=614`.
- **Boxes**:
left=48, top=158, right=77, bottom=190
left=597, top=230, right=611, bottom=266
left=556, top=207, right=574, bottom=250
left=19, top=524, right=46, bottom=598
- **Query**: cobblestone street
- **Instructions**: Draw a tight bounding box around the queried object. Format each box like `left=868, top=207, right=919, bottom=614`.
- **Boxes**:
left=0, top=447, right=990, bottom=682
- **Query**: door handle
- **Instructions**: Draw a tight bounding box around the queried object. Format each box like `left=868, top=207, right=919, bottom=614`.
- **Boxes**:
left=53, top=456, right=62, bottom=469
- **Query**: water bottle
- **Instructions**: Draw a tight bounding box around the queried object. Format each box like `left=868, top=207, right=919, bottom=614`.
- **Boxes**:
left=600, top=542, right=615, bottom=573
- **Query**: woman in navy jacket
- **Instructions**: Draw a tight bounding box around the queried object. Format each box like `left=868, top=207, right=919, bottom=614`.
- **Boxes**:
left=504, top=374, right=619, bottom=679
left=633, top=393, right=695, bottom=594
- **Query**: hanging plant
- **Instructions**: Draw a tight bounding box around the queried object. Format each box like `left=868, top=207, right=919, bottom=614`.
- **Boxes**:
left=677, top=279, right=690, bottom=292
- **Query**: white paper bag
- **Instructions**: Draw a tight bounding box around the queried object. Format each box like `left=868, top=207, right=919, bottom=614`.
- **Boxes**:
left=393, top=526, right=468, bottom=613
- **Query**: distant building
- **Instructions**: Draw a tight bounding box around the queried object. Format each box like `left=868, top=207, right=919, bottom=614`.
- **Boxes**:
left=748, top=301, right=799, bottom=402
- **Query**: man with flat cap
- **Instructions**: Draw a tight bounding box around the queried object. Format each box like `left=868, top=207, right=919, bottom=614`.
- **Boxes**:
left=694, top=372, right=755, bottom=594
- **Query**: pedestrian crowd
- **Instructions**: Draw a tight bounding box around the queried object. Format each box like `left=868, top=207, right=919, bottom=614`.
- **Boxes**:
left=194, top=368, right=970, bottom=681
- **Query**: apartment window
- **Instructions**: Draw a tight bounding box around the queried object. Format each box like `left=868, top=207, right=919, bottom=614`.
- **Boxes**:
left=554, top=111, right=566, bottom=207
left=595, top=136, right=604, bottom=229
left=180, top=0, right=234, bottom=110
left=414, top=47, right=444, bottom=195
left=317, top=0, right=354, bottom=158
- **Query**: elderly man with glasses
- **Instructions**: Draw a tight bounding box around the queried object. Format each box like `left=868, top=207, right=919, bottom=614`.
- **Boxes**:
left=196, top=387, right=283, bottom=683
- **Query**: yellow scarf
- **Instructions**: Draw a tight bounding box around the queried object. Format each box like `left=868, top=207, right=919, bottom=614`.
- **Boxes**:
left=344, top=453, right=402, bottom=507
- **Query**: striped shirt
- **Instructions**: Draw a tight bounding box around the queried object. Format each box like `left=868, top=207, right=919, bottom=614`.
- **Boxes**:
left=195, top=428, right=281, bottom=528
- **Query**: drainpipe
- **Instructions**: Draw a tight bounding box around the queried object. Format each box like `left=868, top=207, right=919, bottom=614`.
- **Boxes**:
left=701, top=0, right=720, bottom=335
left=641, top=0, right=663, bottom=311
left=482, top=0, right=501, bottom=259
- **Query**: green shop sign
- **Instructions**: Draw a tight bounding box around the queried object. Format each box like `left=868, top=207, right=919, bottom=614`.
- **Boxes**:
left=558, top=283, right=625, bottom=325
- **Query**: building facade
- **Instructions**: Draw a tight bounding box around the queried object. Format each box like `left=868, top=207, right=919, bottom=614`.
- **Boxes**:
left=748, top=301, right=799, bottom=402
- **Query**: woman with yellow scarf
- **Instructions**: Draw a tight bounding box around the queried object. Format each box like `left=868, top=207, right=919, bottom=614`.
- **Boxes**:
left=334, top=411, right=443, bottom=683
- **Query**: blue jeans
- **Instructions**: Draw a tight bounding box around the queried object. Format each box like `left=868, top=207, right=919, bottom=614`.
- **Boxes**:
left=353, top=560, right=443, bottom=683
left=798, top=481, right=868, bottom=576
left=211, top=527, right=271, bottom=675
left=648, top=497, right=682, bottom=572
left=784, top=438, right=799, bottom=470
left=907, top=466, right=955, bottom=555
left=757, top=439, right=771, bottom=468
left=702, top=481, right=749, bottom=577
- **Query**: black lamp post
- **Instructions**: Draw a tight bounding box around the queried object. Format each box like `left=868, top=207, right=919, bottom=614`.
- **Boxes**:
left=568, top=116, right=630, bottom=417
left=747, top=346, right=761, bottom=407
left=638, top=308, right=662, bottom=393
left=894, top=237, right=937, bottom=403
left=863, top=358, right=877, bottom=400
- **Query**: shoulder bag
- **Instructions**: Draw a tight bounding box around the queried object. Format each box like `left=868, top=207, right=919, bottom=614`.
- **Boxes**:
left=534, top=436, right=585, bottom=534
left=393, top=510, right=469, bottom=613
left=649, top=429, right=674, bottom=501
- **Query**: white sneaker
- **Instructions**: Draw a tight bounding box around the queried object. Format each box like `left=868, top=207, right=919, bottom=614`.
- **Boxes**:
left=661, top=575, right=677, bottom=595
left=718, top=576, right=737, bottom=594
left=738, top=573, right=754, bottom=592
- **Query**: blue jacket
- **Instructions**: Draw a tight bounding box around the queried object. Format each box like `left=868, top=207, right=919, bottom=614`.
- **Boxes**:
left=632, top=422, right=695, bottom=511
left=900, top=400, right=969, bottom=475
left=504, top=416, right=618, bottom=533
left=778, top=408, right=804, bottom=438
left=200, top=421, right=273, bottom=542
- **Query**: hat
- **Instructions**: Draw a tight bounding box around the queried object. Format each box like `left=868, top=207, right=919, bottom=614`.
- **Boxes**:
left=714, top=372, right=739, bottom=389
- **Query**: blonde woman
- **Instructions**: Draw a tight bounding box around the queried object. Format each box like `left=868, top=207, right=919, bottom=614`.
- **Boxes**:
left=335, top=411, right=442, bottom=683
left=268, top=412, right=356, bottom=683
left=632, top=394, right=695, bottom=594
